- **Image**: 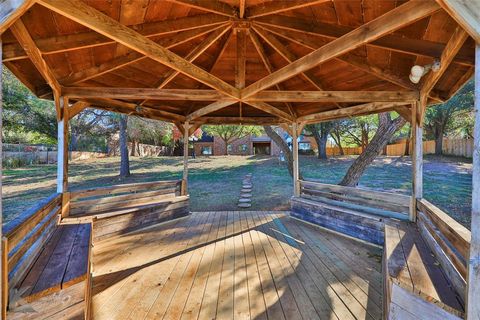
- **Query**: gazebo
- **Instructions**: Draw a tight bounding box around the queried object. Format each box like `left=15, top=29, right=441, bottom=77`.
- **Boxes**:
left=0, top=0, right=479, bottom=319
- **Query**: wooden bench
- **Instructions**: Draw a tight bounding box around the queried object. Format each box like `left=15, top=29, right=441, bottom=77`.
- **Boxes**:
left=291, top=180, right=411, bottom=245
left=63, top=179, right=190, bottom=241
left=2, top=193, right=92, bottom=319
left=383, top=222, right=464, bottom=320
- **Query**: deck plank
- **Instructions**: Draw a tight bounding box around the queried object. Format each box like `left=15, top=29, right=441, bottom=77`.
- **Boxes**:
left=90, top=211, right=383, bottom=320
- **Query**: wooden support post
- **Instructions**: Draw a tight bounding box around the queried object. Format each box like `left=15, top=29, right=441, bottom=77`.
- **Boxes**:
left=56, top=96, right=69, bottom=194
left=0, top=35, right=6, bottom=320
left=292, top=122, right=300, bottom=196
left=411, top=100, right=423, bottom=221
left=182, top=122, right=189, bottom=195
left=467, top=43, right=480, bottom=320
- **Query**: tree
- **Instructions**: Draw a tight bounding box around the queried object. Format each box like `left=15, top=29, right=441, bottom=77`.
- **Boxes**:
left=263, top=126, right=303, bottom=179
left=330, top=120, right=348, bottom=155
left=203, top=125, right=262, bottom=155
left=424, top=80, right=474, bottom=154
left=118, top=114, right=130, bottom=178
left=304, top=122, right=334, bottom=159
left=340, top=112, right=406, bottom=186
left=69, top=109, right=111, bottom=151
left=342, top=115, right=377, bottom=150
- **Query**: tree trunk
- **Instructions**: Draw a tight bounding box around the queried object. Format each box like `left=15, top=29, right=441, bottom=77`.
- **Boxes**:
left=313, top=130, right=328, bottom=159
left=130, top=139, right=136, bottom=156
left=434, top=127, right=443, bottom=155
left=70, top=131, right=78, bottom=151
left=264, top=126, right=302, bottom=179
left=223, top=139, right=228, bottom=155
left=404, top=125, right=411, bottom=156
left=119, top=114, right=130, bottom=178
left=340, top=113, right=406, bottom=187
left=332, top=132, right=344, bottom=155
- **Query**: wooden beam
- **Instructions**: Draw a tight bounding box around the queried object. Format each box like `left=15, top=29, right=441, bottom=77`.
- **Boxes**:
left=238, top=0, right=246, bottom=19
left=67, top=101, right=89, bottom=120
left=242, top=1, right=440, bottom=99
left=166, top=0, right=236, bottom=18
left=411, top=101, right=422, bottom=222
left=188, top=122, right=203, bottom=136
left=244, top=101, right=294, bottom=122
left=420, top=26, right=469, bottom=109
left=62, top=87, right=228, bottom=101
left=279, top=123, right=293, bottom=136
left=174, top=122, right=185, bottom=136
left=39, top=0, right=240, bottom=99
left=466, top=42, right=480, bottom=320
left=10, top=18, right=61, bottom=100
left=186, top=100, right=237, bottom=121
left=0, top=0, right=34, bottom=35
left=3, top=13, right=230, bottom=62
left=59, top=24, right=227, bottom=86
left=235, top=28, right=246, bottom=90
left=253, top=13, right=473, bottom=66
left=193, top=116, right=282, bottom=125
left=182, top=121, right=189, bottom=195
left=297, top=102, right=409, bottom=123
left=57, top=96, right=69, bottom=193
left=436, top=0, right=480, bottom=43
left=394, top=106, right=412, bottom=123
left=247, top=0, right=329, bottom=18
left=248, top=90, right=419, bottom=103
left=0, top=35, right=5, bottom=320
left=292, top=122, right=300, bottom=196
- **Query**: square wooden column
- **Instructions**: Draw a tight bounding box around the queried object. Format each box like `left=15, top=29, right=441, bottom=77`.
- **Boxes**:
left=181, top=122, right=189, bottom=196
left=56, top=96, right=69, bottom=193
left=467, top=43, right=480, bottom=320
left=0, top=36, right=6, bottom=320
left=292, top=122, right=300, bottom=196
left=411, top=100, right=423, bottom=221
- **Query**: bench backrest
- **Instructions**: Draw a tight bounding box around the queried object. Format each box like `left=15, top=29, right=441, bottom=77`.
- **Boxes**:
left=417, top=198, right=470, bottom=299
left=68, top=179, right=182, bottom=216
left=299, top=180, right=411, bottom=219
left=1, top=193, right=62, bottom=315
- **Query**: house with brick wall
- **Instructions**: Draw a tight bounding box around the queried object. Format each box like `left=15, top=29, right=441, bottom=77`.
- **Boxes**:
left=193, top=129, right=315, bottom=156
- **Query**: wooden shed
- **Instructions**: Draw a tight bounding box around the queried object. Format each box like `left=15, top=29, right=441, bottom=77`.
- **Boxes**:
left=0, top=0, right=479, bottom=319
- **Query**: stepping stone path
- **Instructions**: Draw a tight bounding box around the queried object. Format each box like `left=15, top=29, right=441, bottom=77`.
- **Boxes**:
left=238, top=173, right=253, bottom=208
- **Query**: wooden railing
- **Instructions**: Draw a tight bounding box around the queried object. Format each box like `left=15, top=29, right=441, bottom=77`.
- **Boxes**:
left=300, top=180, right=411, bottom=220
left=67, top=179, right=183, bottom=217
left=1, top=193, right=62, bottom=318
left=417, top=199, right=471, bottom=298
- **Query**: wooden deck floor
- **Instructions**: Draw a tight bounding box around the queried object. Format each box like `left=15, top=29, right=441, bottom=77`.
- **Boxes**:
left=91, top=211, right=383, bottom=320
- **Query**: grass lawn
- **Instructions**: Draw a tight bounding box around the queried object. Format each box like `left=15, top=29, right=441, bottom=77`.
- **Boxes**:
left=3, top=155, right=472, bottom=228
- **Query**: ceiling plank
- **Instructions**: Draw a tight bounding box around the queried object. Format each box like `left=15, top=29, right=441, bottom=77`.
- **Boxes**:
left=420, top=26, right=469, bottom=106
left=0, top=0, right=34, bottom=35
left=186, top=100, right=237, bottom=121
left=239, top=0, right=246, bottom=19
left=253, top=13, right=473, bottom=66
left=244, top=101, right=294, bottom=122
left=3, top=13, right=230, bottom=62
left=436, top=0, right=480, bottom=43
left=248, top=90, right=419, bottom=103
left=247, top=0, right=329, bottom=18
left=165, top=0, right=236, bottom=17
left=241, top=0, right=440, bottom=99
left=62, top=87, right=228, bottom=101
left=39, top=0, right=240, bottom=99
left=298, top=102, right=409, bottom=123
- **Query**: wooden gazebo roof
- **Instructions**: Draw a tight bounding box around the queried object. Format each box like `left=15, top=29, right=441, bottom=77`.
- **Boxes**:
left=1, top=0, right=478, bottom=126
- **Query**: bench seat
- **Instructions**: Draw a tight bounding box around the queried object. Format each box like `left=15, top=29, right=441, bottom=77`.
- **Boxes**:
left=15, top=223, right=91, bottom=302
left=384, top=222, right=464, bottom=319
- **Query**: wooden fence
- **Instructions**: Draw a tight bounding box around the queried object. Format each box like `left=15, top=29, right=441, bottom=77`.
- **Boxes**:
left=326, top=138, right=474, bottom=158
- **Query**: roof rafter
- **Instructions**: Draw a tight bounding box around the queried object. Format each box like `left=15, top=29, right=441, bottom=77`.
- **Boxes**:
left=186, top=100, right=237, bottom=121
left=244, top=101, right=294, bottom=122
left=0, top=0, right=34, bottom=35
left=58, top=24, right=228, bottom=88
left=39, top=0, right=240, bottom=99
left=3, top=13, right=230, bottom=62
left=165, top=0, right=236, bottom=18
left=241, top=0, right=441, bottom=99
left=253, top=13, right=473, bottom=66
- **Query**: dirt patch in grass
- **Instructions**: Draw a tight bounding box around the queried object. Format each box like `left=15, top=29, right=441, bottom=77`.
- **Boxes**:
left=3, top=155, right=472, bottom=228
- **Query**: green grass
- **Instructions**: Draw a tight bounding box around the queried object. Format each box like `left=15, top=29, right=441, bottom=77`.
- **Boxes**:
left=3, top=155, right=472, bottom=228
